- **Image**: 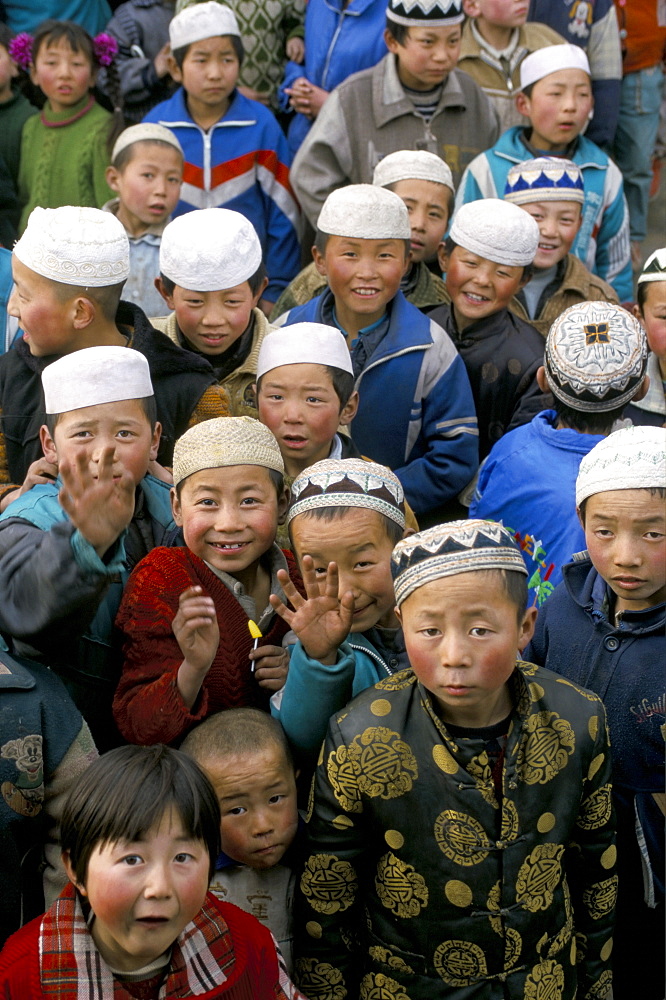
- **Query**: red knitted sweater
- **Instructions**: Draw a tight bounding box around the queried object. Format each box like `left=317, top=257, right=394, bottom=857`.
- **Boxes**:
left=113, top=546, right=301, bottom=745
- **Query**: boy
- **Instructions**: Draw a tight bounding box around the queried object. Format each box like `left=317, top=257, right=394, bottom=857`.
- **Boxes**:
left=270, top=457, right=409, bottom=760
left=470, top=301, right=649, bottom=605
left=152, top=207, right=271, bottom=417
left=459, top=0, right=563, bottom=133
left=289, top=0, right=499, bottom=229
left=0, top=744, right=306, bottom=998
left=0, top=205, right=230, bottom=504
left=0, top=346, right=177, bottom=751
left=104, top=122, right=184, bottom=317
left=275, top=185, right=479, bottom=518
left=456, top=43, right=633, bottom=302
left=428, top=197, right=550, bottom=460
left=143, top=1, right=300, bottom=310
left=181, top=708, right=300, bottom=972
left=625, top=248, right=666, bottom=427
left=113, top=416, right=302, bottom=746
left=295, top=519, right=615, bottom=999
left=526, top=426, right=665, bottom=999
left=503, top=156, right=619, bottom=335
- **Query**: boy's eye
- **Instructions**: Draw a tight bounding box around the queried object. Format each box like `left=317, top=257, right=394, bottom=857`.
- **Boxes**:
left=227, top=806, right=246, bottom=816
left=470, top=627, right=491, bottom=637
left=645, top=530, right=665, bottom=540
left=269, top=794, right=285, bottom=804
left=240, top=496, right=262, bottom=506
left=305, top=396, right=324, bottom=404
left=196, top=497, right=217, bottom=507
left=117, top=429, right=135, bottom=438
left=354, top=560, right=373, bottom=569
left=121, top=854, right=143, bottom=866
left=419, top=627, right=440, bottom=637
left=313, top=566, right=327, bottom=575
left=174, top=852, right=193, bottom=863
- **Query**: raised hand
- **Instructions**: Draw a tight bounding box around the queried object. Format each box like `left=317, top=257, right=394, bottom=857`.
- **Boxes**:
left=58, top=447, right=135, bottom=557
left=174, top=586, right=220, bottom=709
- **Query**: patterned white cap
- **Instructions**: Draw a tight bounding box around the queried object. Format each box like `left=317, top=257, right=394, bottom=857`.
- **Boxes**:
left=160, top=208, right=262, bottom=290
left=386, top=0, right=464, bottom=28
left=373, top=150, right=455, bottom=192
left=450, top=199, right=539, bottom=267
left=169, top=1, right=240, bottom=49
left=42, top=347, right=153, bottom=415
left=287, top=458, right=405, bottom=529
left=575, top=426, right=666, bottom=506
left=173, top=416, right=284, bottom=487
left=520, top=43, right=590, bottom=91
left=14, top=207, right=130, bottom=287
left=111, top=123, right=183, bottom=164
left=257, top=323, right=352, bottom=379
left=637, top=248, right=666, bottom=286
left=317, top=185, right=411, bottom=240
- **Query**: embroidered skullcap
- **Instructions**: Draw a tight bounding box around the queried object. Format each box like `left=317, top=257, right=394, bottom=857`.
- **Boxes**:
left=111, top=123, right=183, bottom=164
left=637, top=248, right=666, bottom=285
left=173, top=417, right=284, bottom=487
left=373, top=150, right=455, bottom=193
left=392, top=520, right=527, bottom=607
left=450, top=199, right=539, bottom=267
left=545, top=302, right=648, bottom=413
left=386, top=0, right=464, bottom=28
left=257, top=323, right=352, bottom=379
left=317, top=185, right=410, bottom=240
left=504, top=157, right=584, bottom=206
left=160, top=209, right=262, bottom=291
left=286, top=458, right=405, bottom=529
left=575, top=426, right=666, bottom=507
left=42, top=347, right=153, bottom=415
left=169, top=1, right=239, bottom=49
left=14, top=207, right=130, bottom=287
left=520, top=43, right=590, bottom=91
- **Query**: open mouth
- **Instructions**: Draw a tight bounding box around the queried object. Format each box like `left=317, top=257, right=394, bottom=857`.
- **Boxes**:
left=282, top=435, right=309, bottom=448
left=210, top=541, right=249, bottom=551
left=463, top=291, right=490, bottom=304
left=352, top=288, right=380, bottom=297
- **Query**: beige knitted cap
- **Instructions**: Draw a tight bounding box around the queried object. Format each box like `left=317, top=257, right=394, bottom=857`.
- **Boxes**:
left=173, top=417, right=284, bottom=486
left=111, top=123, right=183, bottom=164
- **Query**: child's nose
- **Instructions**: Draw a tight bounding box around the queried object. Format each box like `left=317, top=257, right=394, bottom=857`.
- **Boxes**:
left=7, top=287, right=19, bottom=318
left=439, top=632, right=470, bottom=668
left=251, top=807, right=274, bottom=837
left=144, top=863, right=173, bottom=898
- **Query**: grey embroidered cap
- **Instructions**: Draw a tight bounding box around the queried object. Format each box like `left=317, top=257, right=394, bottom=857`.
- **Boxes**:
left=286, top=458, right=406, bottom=529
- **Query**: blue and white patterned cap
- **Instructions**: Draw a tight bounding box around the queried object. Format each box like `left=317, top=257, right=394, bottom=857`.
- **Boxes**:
left=287, top=458, right=405, bottom=529
left=575, top=426, right=666, bottom=506
left=504, top=157, right=584, bottom=206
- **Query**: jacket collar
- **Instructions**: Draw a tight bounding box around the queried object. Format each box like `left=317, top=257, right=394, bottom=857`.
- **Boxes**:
left=373, top=53, right=467, bottom=128
left=563, top=556, right=666, bottom=634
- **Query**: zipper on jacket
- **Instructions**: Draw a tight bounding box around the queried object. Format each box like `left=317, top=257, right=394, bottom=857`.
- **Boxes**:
left=348, top=640, right=394, bottom=676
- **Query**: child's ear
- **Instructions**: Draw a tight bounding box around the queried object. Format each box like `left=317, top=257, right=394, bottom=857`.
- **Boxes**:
left=339, top=390, right=359, bottom=426
left=394, top=605, right=402, bottom=625
left=72, top=295, right=96, bottom=330
left=105, top=164, right=121, bottom=193
left=518, top=606, right=538, bottom=651
left=515, top=91, right=531, bottom=119
left=312, top=246, right=328, bottom=278
left=154, top=276, right=176, bottom=310
left=150, top=421, right=162, bottom=462
left=632, top=302, right=644, bottom=324
left=252, top=276, right=269, bottom=308
left=383, top=28, right=401, bottom=55
left=536, top=366, right=548, bottom=394
left=167, top=52, right=183, bottom=84
left=462, top=0, right=480, bottom=15
left=633, top=374, right=650, bottom=402
left=277, top=486, right=290, bottom=525
left=39, top=424, right=58, bottom=466
left=437, top=242, right=448, bottom=274
left=62, top=850, right=87, bottom=895
left=171, top=486, right=183, bottom=525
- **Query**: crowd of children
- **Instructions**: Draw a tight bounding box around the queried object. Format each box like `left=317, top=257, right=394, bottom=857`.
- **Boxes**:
left=0, top=0, right=664, bottom=997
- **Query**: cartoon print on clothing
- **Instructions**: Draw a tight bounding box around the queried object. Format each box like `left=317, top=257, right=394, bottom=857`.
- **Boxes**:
left=1, top=735, right=44, bottom=817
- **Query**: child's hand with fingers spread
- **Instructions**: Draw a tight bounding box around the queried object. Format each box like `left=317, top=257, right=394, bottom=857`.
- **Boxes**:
left=58, top=447, right=135, bottom=557
left=269, top=555, right=355, bottom=665
left=251, top=643, right=290, bottom=691
left=174, top=586, right=220, bottom=709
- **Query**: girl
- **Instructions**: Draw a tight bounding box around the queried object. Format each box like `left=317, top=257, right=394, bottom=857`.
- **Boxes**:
left=13, top=20, right=124, bottom=233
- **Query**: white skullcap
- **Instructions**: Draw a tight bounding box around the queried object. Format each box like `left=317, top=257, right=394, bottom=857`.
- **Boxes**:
left=575, top=426, right=666, bottom=507
left=160, top=208, right=262, bottom=290
left=317, top=185, right=410, bottom=240
left=42, top=346, right=153, bottom=415
left=173, top=417, right=284, bottom=486
left=170, top=1, right=239, bottom=48
left=257, top=323, right=352, bottom=379
left=15, top=207, right=130, bottom=287
left=373, top=150, right=454, bottom=193
left=637, top=248, right=666, bottom=285
left=450, top=199, right=539, bottom=267
left=112, top=123, right=183, bottom=164
left=520, top=44, right=591, bottom=92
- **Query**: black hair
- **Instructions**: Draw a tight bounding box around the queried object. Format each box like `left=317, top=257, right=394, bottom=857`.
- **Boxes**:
left=442, top=236, right=535, bottom=281
left=175, top=465, right=284, bottom=500
left=61, top=744, right=221, bottom=884
left=0, top=22, right=14, bottom=52
left=159, top=260, right=266, bottom=297
left=289, top=504, right=404, bottom=547
left=578, top=486, right=666, bottom=523
left=385, top=17, right=410, bottom=45
left=171, top=34, right=244, bottom=70
left=50, top=277, right=126, bottom=323
left=45, top=394, right=157, bottom=437
left=256, top=365, right=356, bottom=411
left=520, top=82, right=535, bottom=100
left=181, top=707, right=294, bottom=771
left=552, top=397, right=627, bottom=436
left=484, top=568, right=528, bottom=620
left=111, top=137, right=184, bottom=172
left=635, top=278, right=665, bottom=312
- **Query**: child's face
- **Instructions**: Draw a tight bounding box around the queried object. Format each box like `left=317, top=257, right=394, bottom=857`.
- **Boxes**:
left=170, top=35, right=239, bottom=116
left=519, top=200, right=582, bottom=269
left=257, top=363, right=358, bottom=476
left=41, top=399, right=160, bottom=487
left=0, top=43, right=18, bottom=100
left=290, top=508, right=399, bottom=631
left=516, top=69, right=593, bottom=152
left=465, top=0, right=528, bottom=29
left=635, top=280, right=666, bottom=361
left=106, top=143, right=183, bottom=237
left=30, top=37, right=94, bottom=113
left=396, top=571, right=536, bottom=727
left=385, top=24, right=462, bottom=91
left=441, top=245, right=527, bottom=329
left=159, top=280, right=261, bottom=356
left=172, top=465, right=286, bottom=578
left=582, top=489, right=666, bottom=613
left=203, top=744, right=298, bottom=870
left=313, top=236, right=408, bottom=331
left=9, top=259, right=84, bottom=356
left=65, top=808, right=210, bottom=973
left=390, top=179, right=451, bottom=264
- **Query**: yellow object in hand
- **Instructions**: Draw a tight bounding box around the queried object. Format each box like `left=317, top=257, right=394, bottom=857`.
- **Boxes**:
left=248, top=619, right=262, bottom=673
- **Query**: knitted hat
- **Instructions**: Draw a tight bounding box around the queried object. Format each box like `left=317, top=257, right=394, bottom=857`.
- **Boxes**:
left=173, top=417, right=284, bottom=486
left=637, top=248, right=666, bottom=286
left=286, top=458, right=406, bottom=529
left=169, top=1, right=239, bottom=48
left=111, top=123, right=183, bottom=164
left=575, top=426, right=666, bottom=507
left=42, top=346, right=154, bottom=415
left=373, top=150, right=455, bottom=193
left=392, top=520, right=527, bottom=608
left=256, top=323, right=353, bottom=379
left=317, top=185, right=411, bottom=240
left=386, top=0, right=464, bottom=28
left=520, top=43, right=591, bottom=91
left=504, top=157, right=584, bottom=206
left=14, top=207, right=130, bottom=287
left=545, top=302, right=648, bottom=413
left=160, top=209, right=262, bottom=291
left=449, top=199, right=539, bottom=267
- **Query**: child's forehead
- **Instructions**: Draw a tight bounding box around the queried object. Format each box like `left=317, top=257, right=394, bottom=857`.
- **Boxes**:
left=205, top=744, right=293, bottom=787
left=185, top=35, right=237, bottom=56
left=182, top=464, right=274, bottom=490
left=585, top=488, right=666, bottom=522
left=326, top=234, right=405, bottom=253
left=403, top=570, right=511, bottom=610
left=522, top=198, right=582, bottom=215
left=642, top=280, right=666, bottom=305
left=292, top=507, right=391, bottom=544
left=124, top=141, right=183, bottom=168
left=533, top=67, right=591, bottom=90
left=55, top=397, right=149, bottom=427
left=261, top=362, right=335, bottom=387
left=391, top=177, right=451, bottom=206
